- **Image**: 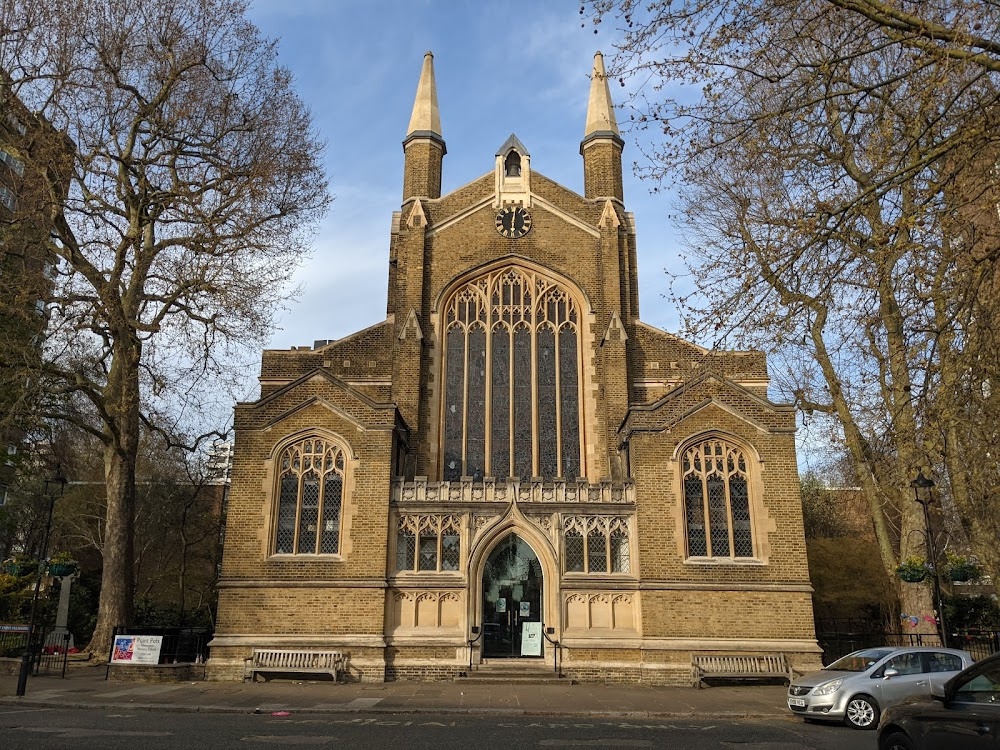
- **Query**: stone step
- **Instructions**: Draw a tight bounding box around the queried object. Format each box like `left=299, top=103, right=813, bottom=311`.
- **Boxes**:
left=458, top=657, right=572, bottom=684
left=456, top=670, right=570, bottom=684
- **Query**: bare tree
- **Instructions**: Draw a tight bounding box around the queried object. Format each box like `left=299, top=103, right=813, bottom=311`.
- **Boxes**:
left=0, top=0, right=330, bottom=653
left=587, top=0, right=1000, bottom=629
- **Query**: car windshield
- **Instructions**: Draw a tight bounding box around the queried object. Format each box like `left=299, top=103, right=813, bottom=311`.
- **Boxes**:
left=824, top=648, right=895, bottom=672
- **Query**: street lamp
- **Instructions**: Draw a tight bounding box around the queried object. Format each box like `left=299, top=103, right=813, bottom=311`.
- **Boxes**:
left=15, top=465, right=68, bottom=697
left=911, top=471, right=947, bottom=648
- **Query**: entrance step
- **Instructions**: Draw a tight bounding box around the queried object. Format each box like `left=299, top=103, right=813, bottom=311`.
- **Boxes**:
left=457, top=658, right=573, bottom=684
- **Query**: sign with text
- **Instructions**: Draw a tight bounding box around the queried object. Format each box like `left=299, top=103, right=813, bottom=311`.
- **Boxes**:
left=520, top=621, right=542, bottom=656
left=111, top=635, right=163, bottom=665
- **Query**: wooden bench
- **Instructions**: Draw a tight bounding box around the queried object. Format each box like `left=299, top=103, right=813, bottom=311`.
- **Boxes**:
left=692, top=652, right=793, bottom=688
left=244, top=649, right=343, bottom=682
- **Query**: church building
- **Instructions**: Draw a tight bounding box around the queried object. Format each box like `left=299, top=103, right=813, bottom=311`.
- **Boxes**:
left=208, top=52, right=821, bottom=683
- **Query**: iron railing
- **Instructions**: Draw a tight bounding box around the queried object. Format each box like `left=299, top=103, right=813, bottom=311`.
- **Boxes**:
left=817, top=628, right=1000, bottom=665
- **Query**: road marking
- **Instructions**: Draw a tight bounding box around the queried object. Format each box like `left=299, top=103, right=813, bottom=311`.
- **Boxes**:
left=99, top=684, right=184, bottom=698
left=341, top=697, right=384, bottom=708
left=540, top=742, right=653, bottom=748
left=13, top=727, right=172, bottom=737
left=243, top=737, right=336, bottom=745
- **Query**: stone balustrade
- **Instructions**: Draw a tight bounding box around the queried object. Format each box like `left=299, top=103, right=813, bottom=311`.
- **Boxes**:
left=391, top=477, right=635, bottom=505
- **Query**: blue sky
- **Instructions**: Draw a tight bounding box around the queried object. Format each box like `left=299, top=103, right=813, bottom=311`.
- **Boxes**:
left=246, top=0, right=685, bottom=350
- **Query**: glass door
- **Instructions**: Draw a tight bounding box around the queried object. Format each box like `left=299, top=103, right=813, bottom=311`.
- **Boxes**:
left=481, top=534, right=543, bottom=657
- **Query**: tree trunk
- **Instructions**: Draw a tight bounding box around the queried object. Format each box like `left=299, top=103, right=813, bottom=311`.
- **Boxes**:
left=86, top=335, right=141, bottom=657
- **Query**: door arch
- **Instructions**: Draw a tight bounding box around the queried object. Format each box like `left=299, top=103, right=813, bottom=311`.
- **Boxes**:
left=480, top=533, right=544, bottom=657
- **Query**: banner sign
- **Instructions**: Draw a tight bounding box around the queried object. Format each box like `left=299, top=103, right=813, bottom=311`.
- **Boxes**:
left=520, top=621, right=542, bottom=656
left=0, top=624, right=30, bottom=633
left=111, top=635, right=163, bottom=665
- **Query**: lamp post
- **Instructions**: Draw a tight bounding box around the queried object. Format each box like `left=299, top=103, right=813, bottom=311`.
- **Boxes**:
left=15, top=465, right=67, bottom=697
left=911, top=472, right=947, bottom=648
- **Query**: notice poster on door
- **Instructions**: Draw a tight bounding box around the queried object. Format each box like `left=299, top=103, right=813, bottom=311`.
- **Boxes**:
left=519, top=601, right=530, bottom=617
left=495, top=597, right=507, bottom=613
left=521, top=621, right=542, bottom=656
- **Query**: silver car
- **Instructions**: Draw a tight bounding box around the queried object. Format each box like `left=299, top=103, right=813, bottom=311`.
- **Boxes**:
left=787, top=646, right=974, bottom=730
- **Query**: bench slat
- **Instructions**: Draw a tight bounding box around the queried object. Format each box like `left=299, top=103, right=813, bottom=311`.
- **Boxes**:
left=692, top=652, right=792, bottom=687
left=245, top=649, right=344, bottom=682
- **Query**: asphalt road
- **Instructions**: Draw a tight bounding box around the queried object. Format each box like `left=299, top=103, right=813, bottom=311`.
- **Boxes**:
left=0, top=706, right=882, bottom=750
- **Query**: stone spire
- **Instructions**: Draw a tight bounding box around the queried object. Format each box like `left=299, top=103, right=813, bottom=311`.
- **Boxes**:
left=580, top=51, right=624, bottom=201
left=583, top=51, right=620, bottom=139
left=405, top=51, right=444, bottom=147
left=402, top=51, right=445, bottom=201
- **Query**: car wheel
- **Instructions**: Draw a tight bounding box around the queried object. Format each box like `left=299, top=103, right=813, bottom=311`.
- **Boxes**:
left=880, top=730, right=914, bottom=750
left=844, top=694, right=880, bottom=730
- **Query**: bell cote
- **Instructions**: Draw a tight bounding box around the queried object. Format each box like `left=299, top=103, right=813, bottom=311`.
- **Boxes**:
left=494, top=134, right=531, bottom=209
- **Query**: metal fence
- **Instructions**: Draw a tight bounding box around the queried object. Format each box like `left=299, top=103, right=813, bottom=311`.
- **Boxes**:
left=817, top=628, right=1000, bottom=665
left=110, top=625, right=212, bottom=664
left=0, top=625, right=29, bottom=658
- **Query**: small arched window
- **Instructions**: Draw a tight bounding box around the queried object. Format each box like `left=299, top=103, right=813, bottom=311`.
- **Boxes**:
left=504, top=151, right=522, bottom=177
left=274, top=437, right=346, bottom=555
left=682, top=438, right=754, bottom=559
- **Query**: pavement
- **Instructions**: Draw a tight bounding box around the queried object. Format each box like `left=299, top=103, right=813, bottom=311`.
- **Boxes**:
left=0, top=664, right=792, bottom=720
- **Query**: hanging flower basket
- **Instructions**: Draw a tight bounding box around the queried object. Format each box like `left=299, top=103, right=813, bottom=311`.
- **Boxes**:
left=47, top=562, right=77, bottom=577
left=896, top=556, right=929, bottom=583
left=47, top=553, right=78, bottom=577
left=1, top=559, right=21, bottom=576
left=945, top=552, right=981, bottom=583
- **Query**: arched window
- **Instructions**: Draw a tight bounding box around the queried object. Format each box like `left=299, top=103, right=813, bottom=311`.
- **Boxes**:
left=442, top=266, right=583, bottom=480
left=274, top=437, right=346, bottom=555
left=682, top=438, right=754, bottom=559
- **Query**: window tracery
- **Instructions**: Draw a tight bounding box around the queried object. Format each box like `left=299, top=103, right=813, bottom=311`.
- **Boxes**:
left=396, top=515, right=463, bottom=572
left=563, top=516, right=631, bottom=574
left=442, top=267, right=583, bottom=481
left=682, top=438, right=754, bottom=559
left=274, top=437, right=346, bottom=555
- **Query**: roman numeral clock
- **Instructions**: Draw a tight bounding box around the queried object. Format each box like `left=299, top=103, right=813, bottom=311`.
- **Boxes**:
left=495, top=205, right=532, bottom=238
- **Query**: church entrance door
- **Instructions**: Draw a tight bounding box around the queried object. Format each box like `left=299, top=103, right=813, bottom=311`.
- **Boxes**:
left=481, top=534, right=544, bottom=658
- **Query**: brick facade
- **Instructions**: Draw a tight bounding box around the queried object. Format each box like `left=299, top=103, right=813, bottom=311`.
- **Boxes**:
left=208, top=54, right=820, bottom=683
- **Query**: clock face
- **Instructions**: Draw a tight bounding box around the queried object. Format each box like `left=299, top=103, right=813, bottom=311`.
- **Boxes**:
left=495, top=206, right=532, bottom=239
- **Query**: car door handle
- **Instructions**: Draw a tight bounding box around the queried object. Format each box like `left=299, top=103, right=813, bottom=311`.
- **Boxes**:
left=915, top=680, right=927, bottom=686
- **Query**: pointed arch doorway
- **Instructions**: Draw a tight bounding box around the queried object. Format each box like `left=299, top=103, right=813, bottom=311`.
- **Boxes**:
left=481, top=534, right=544, bottom=658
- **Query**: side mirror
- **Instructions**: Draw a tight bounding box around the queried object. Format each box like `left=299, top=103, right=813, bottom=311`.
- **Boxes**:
left=883, top=668, right=899, bottom=680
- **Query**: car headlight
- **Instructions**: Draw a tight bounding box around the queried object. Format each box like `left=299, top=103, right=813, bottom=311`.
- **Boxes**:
left=812, top=678, right=844, bottom=696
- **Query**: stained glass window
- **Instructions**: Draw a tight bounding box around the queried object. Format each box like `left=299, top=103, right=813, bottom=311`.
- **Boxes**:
left=559, top=327, right=580, bottom=478
left=443, top=327, right=465, bottom=481
left=681, top=438, right=755, bottom=559
left=513, top=326, right=533, bottom=478
left=491, top=326, right=510, bottom=478
left=274, top=438, right=347, bottom=555
left=466, top=326, right=487, bottom=479
left=441, top=267, right=583, bottom=480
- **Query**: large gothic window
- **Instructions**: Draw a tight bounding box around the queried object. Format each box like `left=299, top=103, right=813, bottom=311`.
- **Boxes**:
left=442, top=267, right=583, bottom=481
left=274, top=437, right=346, bottom=555
left=682, top=438, right=754, bottom=559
